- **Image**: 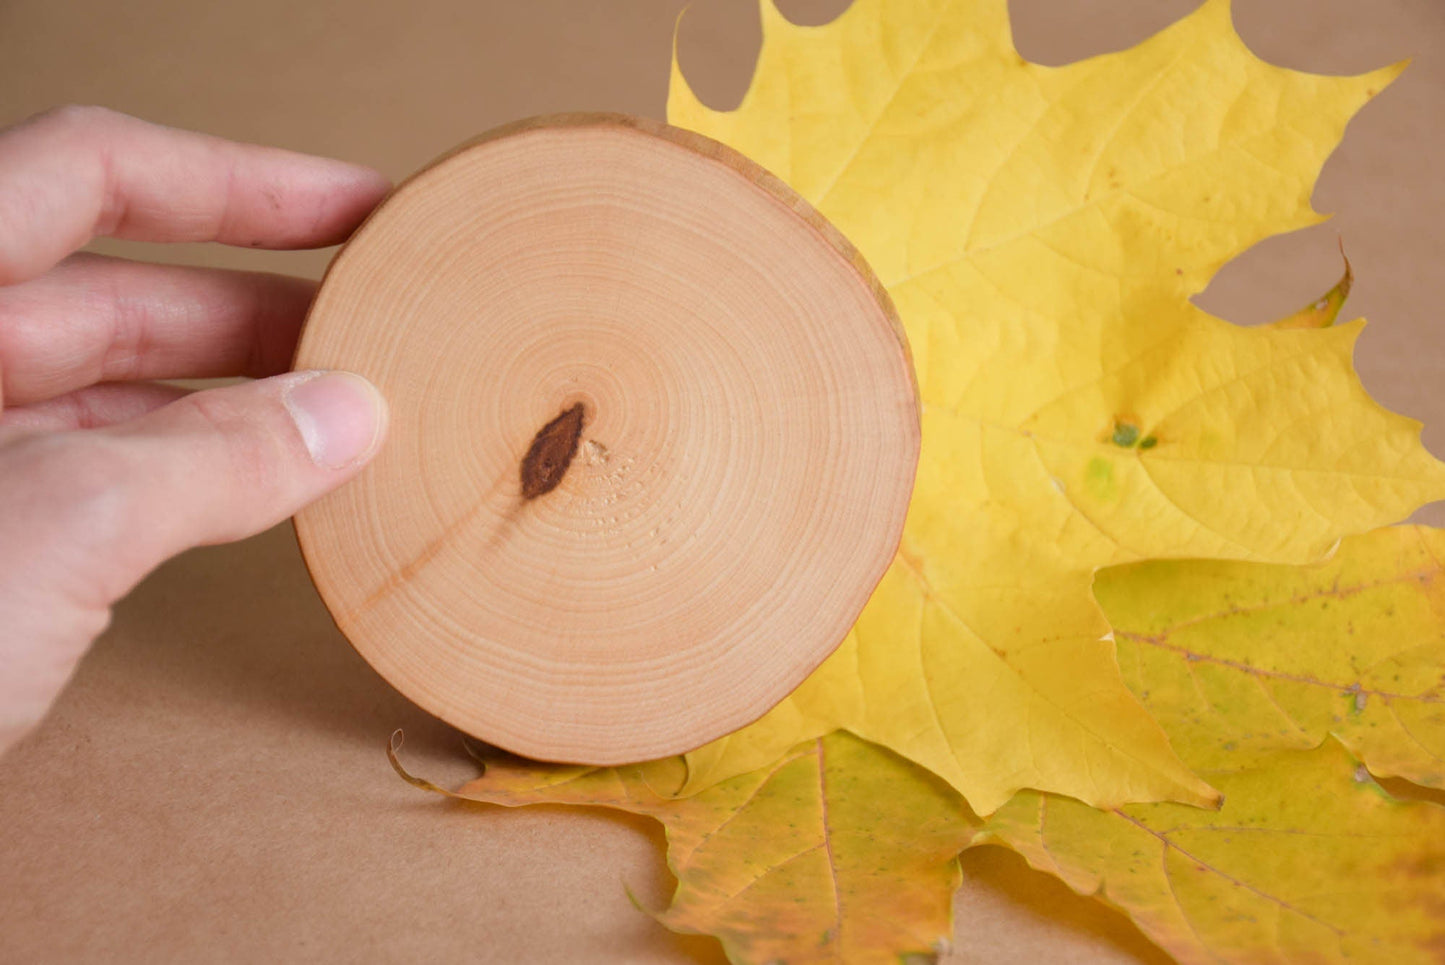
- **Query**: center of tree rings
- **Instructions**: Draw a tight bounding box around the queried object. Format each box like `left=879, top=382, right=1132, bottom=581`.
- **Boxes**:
left=520, top=402, right=586, bottom=500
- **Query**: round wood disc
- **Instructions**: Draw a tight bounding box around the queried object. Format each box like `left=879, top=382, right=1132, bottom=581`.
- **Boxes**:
left=294, top=114, right=919, bottom=764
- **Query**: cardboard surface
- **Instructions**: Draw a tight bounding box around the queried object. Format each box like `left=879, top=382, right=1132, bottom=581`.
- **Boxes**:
left=1, top=1, right=1441, bottom=961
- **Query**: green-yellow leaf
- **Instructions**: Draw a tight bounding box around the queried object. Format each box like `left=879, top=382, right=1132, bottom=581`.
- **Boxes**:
left=439, top=732, right=979, bottom=965
left=1097, top=524, right=1445, bottom=787
left=687, top=553, right=1217, bottom=814
left=980, top=740, right=1445, bottom=964
left=668, top=0, right=1445, bottom=813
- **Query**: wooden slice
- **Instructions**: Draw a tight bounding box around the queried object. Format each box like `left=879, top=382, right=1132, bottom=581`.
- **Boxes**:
left=294, top=114, right=919, bottom=764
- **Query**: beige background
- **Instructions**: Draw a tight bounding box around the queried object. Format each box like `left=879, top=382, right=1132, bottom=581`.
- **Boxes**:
left=1, top=1, right=1441, bottom=961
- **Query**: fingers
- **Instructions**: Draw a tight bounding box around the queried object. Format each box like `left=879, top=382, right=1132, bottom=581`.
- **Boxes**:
left=0, top=371, right=387, bottom=610
left=0, top=105, right=391, bottom=285
left=0, top=253, right=314, bottom=406
left=0, top=381, right=189, bottom=432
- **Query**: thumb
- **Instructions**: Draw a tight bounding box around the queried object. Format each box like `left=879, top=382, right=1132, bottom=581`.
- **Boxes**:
left=4, top=370, right=388, bottom=608
left=0, top=369, right=386, bottom=752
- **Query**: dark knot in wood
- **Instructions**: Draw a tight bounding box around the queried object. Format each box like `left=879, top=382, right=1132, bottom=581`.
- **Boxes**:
left=520, top=402, right=586, bottom=500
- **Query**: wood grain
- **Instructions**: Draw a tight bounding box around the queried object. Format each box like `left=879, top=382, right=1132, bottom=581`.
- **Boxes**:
left=293, top=114, right=919, bottom=763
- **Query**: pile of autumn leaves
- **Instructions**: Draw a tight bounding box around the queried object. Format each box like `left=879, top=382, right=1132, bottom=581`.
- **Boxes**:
left=397, top=2, right=1445, bottom=961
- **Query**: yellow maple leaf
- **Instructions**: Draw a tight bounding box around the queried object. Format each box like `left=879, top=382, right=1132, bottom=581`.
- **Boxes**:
left=668, top=0, right=1445, bottom=813
left=393, top=732, right=979, bottom=964
left=980, top=740, right=1445, bottom=964
left=1097, top=524, right=1445, bottom=787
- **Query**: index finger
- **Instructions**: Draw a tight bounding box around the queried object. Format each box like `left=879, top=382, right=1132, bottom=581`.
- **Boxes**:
left=0, top=106, right=392, bottom=285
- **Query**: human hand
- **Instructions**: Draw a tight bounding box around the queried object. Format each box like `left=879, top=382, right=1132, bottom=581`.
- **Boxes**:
left=0, top=107, right=392, bottom=756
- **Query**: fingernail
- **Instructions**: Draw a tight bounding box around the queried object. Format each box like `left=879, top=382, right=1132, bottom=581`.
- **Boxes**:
left=284, top=371, right=387, bottom=470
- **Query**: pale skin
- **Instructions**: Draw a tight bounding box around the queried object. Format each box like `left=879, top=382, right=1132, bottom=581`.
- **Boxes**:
left=0, top=106, right=392, bottom=757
